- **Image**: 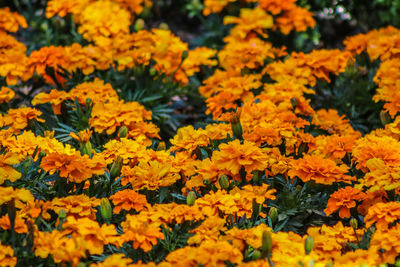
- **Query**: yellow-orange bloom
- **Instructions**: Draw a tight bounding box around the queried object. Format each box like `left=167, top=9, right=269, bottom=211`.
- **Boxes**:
left=0, top=87, right=15, bottom=103
left=288, top=155, right=355, bottom=185
left=0, top=242, right=17, bottom=267
left=0, top=7, right=27, bottom=33
left=110, top=189, right=149, bottom=214
left=0, top=153, right=23, bottom=184
left=365, top=202, right=400, bottom=229
left=324, top=187, right=366, bottom=218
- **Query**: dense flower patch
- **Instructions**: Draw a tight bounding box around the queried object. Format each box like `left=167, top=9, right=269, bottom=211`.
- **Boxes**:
left=1, top=0, right=400, bottom=266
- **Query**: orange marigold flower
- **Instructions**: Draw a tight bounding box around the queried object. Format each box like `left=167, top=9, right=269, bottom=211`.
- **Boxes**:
left=27, top=46, right=68, bottom=85
left=89, top=254, right=134, bottom=267
left=314, top=134, right=358, bottom=161
left=0, top=32, right=31, bottom=85
left=364, top=202, right=400, bottom=229
left=69, top=78, right=119, bottom=105
left=45, top=0, right=91, bottom=18
left=0, top=186, right=34, bottom=208
left=181, top=47, right=217, bottom=78
left=0, top=153, right=23, bottom=184
left=32, top=89, right=69, bottom=115
left=288, top=155, right=354, bottom=185
left=211, top=139, right=268, bottom=179
left=101, top=138, right=147, bottom=165
left=62, top=216, right=121, bottom=255
left=194, top=189, right=242, bottom=217
left=0, top=213, right=28, bottom=234
left=324, top=187, right=366, bottom=218
left=0, top=7, right=27, bottom=33
left=166, top=240, right=243, bottom=267
left=170, top=125, right=210, bottom=154
left=258, top=0, right=297, bottom=15
left=369, top=223, right=400, bottom=264
left=223, top=7, right=273, bottom=40
left=3, top=107, right=44, bottom=133
left=110, top=189, right=149, bottom=214
left=121, top=214, right=164, bottom=252
left=219, top=38, right=275, bottom=71
left=203, top=0, right=236, bottom=16
left=357, top=158, right=400, bottom=192
left=77, top=0, right=131, bottom=44
left=206, top=91, right=240, bottom=119
left=187, top=216, right=226, bottom=245
left=275, top=6, right=316, bottom=34
left=51, top=194, right=101, bottom=220
left=121, top=160, right=180, bottom=191
left=41, top=147, right=106, bottom=183
left=352, top=135, right=400, bottom=172
left=89, top=100, right=152, bottom=135
left=0, top=242, right=17, bottom=267
left=70, top=129, right=92, bottom=143
left=0, top=87, right=15, bottom=103
left=34, top=229, right=87, bottom=266
left=313, top=109, right=360, bottom=136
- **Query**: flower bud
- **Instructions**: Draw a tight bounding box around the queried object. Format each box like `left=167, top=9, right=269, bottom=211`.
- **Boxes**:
left=297, top=142, right=308, bottom=156
left=110, top=156, right=123, bottom=178
left=203, top=179, right=211, bottom=185
left=58, top=209, right=67, bottom=219
left=159, top=22, right=169, bottom=30
left=118, top=126, right=129, bottom=139
left=219, top=175, right=230, bottom=190
left=304, top=236, right=314, bottom=255
left=350, top=218, right=358, bottom=230
left=23, top=156, right=34, bottom=169
left=290, top=97, right=298, bottom=111
left=38, top=151, right=46, bottom=158
left=100, top=198, right=112, bottom=221
left=81, top=142, right=92, bottom=157
left=149, top=68, right=157, bottom=76
left=252, top=250, right=262, bottom=260
left=380, top=110, right=391, bottom=126
left=134, top=19, right=145, bottom=31
left=230, top=111, right=243, bottom=139
left=186, top=191, right=196, bottom=206
left=268, top=207, right=278, bottom=224
left=157, top=141, right=166, bottom=151
left=261, top=230, right=272, bottom=258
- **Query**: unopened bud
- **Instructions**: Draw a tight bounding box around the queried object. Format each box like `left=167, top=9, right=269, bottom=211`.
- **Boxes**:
left=23, top=156, right=34, bottom=169
left=118, top=126, right=129, bottom=139
left=149, top=68, right=157, bottom=76
left=219, top=175, right=230, bottom=190
left=100, top=198, right=112, bottom=221
left=297, top=142, right=308, bottom=156
left=58, top=209, right=67, bottom=219
left=134, top=19, right=145, bottom=31
left=290, top=97, right=298, bottom=110
left=261, top=230, right=272, bottom=258
left=252, top=250, right=262, bottom=260
left=186, top=191, right=196, bottom=206
left=203, top=179, right=210, bottom=186
left=81, top=142, right=92, bottom=157
left=230, top=111, right=243, bottom=139
left=110, top=156, right=123, bottom=178
left=304, top=236, right=314, bottom=255
left=268, top=207, right=278, bottom=224
left=159, top=22, right=169, bottom=30
left=157, top=141, right=166, bottom=151
left=350, top=218, right=358, bottom=230
left=38, top=151, right=46, bottom=158
left=181, top=51, right=189, bottom=60
left=380, top=110, right=391, bottom=126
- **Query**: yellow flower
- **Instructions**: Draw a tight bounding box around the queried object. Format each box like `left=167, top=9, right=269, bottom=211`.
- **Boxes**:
left=0, top=153, right=23, bottom=184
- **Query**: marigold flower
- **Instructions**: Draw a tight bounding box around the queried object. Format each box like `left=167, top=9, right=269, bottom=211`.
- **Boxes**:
left=324, top=187, right=366, bottom=218
left=364, top=202, right=400, bottom=229
left=275, top=6, right=315, bottom=34
left=369, top=223, right=400, bottom=264
left=41, top=147, right=106, bottom=183
left=121, top=214, right=164, bottom=252
left=258, top=0, right=297, bottom=15
left=89, top=100, right=152, bottom=135
left=0, top=213, right=28, bottom=234
left=166, top=240, right=243, bottom=267
left=0, top=7, right=27, bottom=33
left=3, top=107, right=44, bottom=133
left=89, top=254, right=134, bottom=267
left=357, top=158, right=400, bottom=192
left=288, top=155, right=354, bottom=185
left=121, top=160, right=180, bottom=191
left=203, top=0, right=236, bottom=16
left=110, top=189, right=149, bottom=214
left=0, top=186, right=34, bottom=208
left=45, top=0, right=91, bottom=18
left=0, top=153, right=23, bottom=184
left=170, top=125, right=210, bottom=154
left=212, top=139, right=268, bottom=179
left=34, top=229, right=87, bottom=266
left=223, top=7, right=273, bottom=40
left=0, top=87, right=15, bottom=103
left=70, top=129, right=92, bottom=143
left=77, top=0, right=131, bottom=44
left=62, top=216, right=121, bottom=255
left=0, top=242, right=17, bottom=267
left=187, top=216, right=226, bottom=245
left=181, top=47, right=217, bottom=78
left=51, top=194, right=100, bottom=220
